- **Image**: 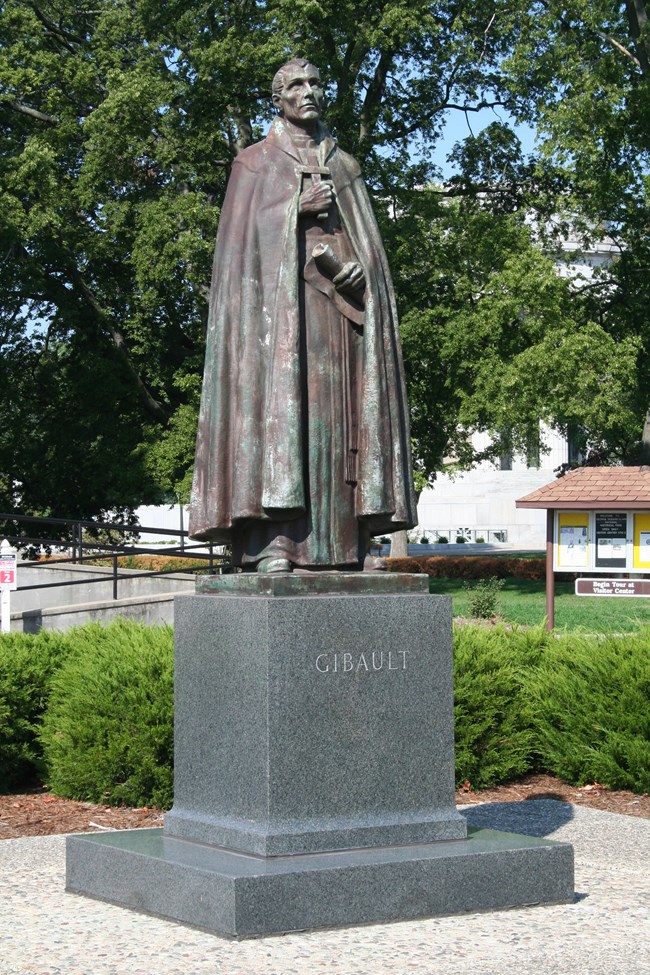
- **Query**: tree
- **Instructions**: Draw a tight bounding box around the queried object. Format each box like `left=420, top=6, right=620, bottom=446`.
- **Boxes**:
left=0, top=0, right=524, bottom=518
left=384, top=181, right=642, bottom=476
left=499, top=0, right=650, bottom=458
left=1, top=1, right=648, bottom=530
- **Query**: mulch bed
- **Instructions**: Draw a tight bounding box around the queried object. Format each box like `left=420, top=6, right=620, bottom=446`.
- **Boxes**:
left=0, top=774, right=647, bottom=840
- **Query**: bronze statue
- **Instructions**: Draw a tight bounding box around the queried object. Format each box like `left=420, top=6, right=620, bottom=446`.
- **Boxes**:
left=189, top=59, right=416, bottom=572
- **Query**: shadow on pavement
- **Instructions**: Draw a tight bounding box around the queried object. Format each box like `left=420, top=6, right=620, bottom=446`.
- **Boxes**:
left=460, top=797, right=574, bottom=838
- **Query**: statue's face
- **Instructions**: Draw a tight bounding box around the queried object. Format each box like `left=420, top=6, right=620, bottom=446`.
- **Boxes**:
left=273, top=63, right=323, bottom=128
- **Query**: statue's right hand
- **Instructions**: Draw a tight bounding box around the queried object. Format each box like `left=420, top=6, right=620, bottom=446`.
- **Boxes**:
left=299, top=181, right=334, bottom=216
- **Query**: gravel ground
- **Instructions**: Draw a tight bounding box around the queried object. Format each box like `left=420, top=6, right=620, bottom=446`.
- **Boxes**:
left=1, top=800, right=649, bottom=975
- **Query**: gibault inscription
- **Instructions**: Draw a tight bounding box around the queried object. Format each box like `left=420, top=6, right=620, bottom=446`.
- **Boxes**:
left=316, top=650, right=409, bottom=673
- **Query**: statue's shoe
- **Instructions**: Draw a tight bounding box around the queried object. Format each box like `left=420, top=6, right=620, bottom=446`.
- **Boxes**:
left=257, top=557, right=292, bottom=573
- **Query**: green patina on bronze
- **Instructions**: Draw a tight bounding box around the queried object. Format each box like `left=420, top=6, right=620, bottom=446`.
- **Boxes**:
left=195, top=573, right=429, bottom=597
left=189, top=60, right=415, bottom=572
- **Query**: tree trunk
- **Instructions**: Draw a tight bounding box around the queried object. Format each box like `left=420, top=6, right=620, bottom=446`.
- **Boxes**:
left=641, top=407, right=650, bottom=462
left=390, top=529, right=408, bottom=557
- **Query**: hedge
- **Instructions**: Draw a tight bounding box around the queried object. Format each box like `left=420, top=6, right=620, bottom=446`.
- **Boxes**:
left=2, top=620, right=648, bottom=805
left=39, top=621, right=174, bottom=808
left=387, top=556, right=552, bottom=581
left=526, top=629, right=650, bottom=793
left=453, top=624, right=544, bottom=787
left=0, top=629, right=73, bottom=791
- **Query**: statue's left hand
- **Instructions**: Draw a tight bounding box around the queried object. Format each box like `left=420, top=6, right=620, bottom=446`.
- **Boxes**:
left=333, top=262, right=366, bottom=297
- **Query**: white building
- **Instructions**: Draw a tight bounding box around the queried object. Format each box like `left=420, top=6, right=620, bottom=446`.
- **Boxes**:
left=416, top=425, right=571, bottom=547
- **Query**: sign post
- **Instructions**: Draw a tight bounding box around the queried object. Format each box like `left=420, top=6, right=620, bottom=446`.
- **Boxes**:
left=0, top=539, right=17, bottom=634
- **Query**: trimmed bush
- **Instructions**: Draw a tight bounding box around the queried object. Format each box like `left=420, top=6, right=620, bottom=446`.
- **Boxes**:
left=463, top=577, right=505, bottom=619
left=388, top=555, right=549, bottom=580
left=40, top=621, right=174, bottom=808
left=527, top=629, right=650, bottom=793
left=0, top=630, right=72, bottom=791
left=453, top=625, right=545, bottom=788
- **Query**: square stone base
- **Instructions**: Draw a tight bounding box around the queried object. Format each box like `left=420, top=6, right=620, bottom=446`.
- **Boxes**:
left=66, top=826, right=574, bottom=938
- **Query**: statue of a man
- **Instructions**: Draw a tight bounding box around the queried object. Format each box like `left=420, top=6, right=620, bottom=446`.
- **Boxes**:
left=189, top=59, right=416, bottom=572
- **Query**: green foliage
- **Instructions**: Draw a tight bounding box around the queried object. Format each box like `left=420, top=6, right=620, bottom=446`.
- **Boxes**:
left=0, top=629, right=71, bottom=791
left=2, top=1, right=650, bottom=505
left=454, top=624, right=650, bottom=794
left=393, top=193, right=645, bottom=476
left=3, top=617, right=649, bottom=805
left=40, top=621, right=174, bottom=808
left=463, top=576, right=505, bottom=619
left=527, top=630, right=650, bottom=793
left=453, top=624, right=544, bottom=788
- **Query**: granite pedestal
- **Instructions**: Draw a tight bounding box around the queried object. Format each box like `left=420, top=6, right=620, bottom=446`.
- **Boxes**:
left=66, top=574, right=574, bottom=936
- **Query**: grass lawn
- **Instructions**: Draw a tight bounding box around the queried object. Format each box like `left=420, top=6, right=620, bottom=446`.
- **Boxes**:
left=429, top=576, right=650, bottom=632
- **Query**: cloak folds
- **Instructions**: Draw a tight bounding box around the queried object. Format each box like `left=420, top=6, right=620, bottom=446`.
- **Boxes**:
left=189, top=119, right=416, bottom=551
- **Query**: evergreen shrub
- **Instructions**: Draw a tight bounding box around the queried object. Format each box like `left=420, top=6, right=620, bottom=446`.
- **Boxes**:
left=527, top=629, right=650, bottom=793
left=453, top=624, right=546, bottom=788
left=0, top=630, right=72, bottom=791
left=40, top=621, right=174, bottom=808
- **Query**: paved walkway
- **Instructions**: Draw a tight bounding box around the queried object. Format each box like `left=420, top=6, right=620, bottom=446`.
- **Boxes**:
left=1, top=801, right=648, bottom=975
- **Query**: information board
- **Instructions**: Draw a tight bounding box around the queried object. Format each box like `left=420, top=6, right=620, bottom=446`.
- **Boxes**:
left=557, top=513, right=589, bottom=569
left=595, top=512, right=627, bottom=569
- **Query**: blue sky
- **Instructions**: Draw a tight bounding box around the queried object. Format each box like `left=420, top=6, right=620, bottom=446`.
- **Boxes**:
left=431, top=106, right=537, bottom=177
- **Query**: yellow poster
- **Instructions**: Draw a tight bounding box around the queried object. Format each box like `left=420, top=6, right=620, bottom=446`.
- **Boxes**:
left=557, top=512, right=589, bottom=569
left=633, top=513, right=650, bottom=569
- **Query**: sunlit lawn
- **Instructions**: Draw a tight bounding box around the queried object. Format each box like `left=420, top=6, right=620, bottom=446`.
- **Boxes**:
left=429, top=576, right=650, bottom=632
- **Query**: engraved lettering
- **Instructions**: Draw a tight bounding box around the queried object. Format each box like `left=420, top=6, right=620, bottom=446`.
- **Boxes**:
left=315, top=649, right=409, bottom=674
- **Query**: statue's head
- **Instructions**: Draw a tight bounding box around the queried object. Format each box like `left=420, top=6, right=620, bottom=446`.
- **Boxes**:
left=272, top=59, right=323, bottom=129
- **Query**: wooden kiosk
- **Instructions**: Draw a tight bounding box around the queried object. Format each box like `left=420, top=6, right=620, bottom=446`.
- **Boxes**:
left=516, top=467, right=650, bottom=629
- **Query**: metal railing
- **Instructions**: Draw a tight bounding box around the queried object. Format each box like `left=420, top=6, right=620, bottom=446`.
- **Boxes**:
left=0, top=512, right=231, bottom=603
left=413, top=529, right=509, bottom=544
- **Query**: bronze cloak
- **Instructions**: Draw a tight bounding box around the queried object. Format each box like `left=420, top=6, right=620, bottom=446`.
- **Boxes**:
left=189, top=119, right=416, bottom=543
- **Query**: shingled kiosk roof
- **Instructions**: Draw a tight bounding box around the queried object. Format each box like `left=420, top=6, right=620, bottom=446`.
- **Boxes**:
left=516, top=466, right=650, bottom=510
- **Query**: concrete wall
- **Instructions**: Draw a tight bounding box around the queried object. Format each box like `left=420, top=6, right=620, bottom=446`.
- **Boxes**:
left=6, top=563, right=194, bottom=633
left=12, top=563, right=195, bottom=613
left=13, top=592, right=179, bottom=634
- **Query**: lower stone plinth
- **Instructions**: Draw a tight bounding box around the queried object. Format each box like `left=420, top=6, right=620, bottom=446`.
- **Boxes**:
left=66, top=826, right=574, bottom=938
left=65, top=583, right=575, bottom=936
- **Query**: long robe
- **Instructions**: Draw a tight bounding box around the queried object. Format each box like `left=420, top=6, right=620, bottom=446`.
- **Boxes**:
left=189, top=118, right=416, bottom=567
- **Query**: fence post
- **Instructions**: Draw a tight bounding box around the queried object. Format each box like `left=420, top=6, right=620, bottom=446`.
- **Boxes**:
left=112, top=553, right=118, bottom=600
